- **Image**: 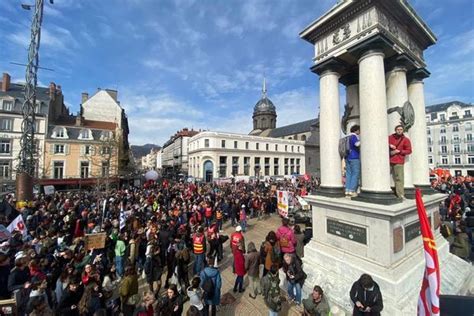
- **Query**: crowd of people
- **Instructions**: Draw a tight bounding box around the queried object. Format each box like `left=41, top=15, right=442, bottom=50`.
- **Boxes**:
left=0, top=178, right=330, bottom=316
left=432, top=175, right=474, bottom=262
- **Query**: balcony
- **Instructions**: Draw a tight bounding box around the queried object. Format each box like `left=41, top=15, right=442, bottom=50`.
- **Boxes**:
left=451, top=139, right=462, bottom=144
left=438, top=140, right=448, bottom=145
left=465, top=138, right=474, bottom=143
left=449, top=116, right=459, bottom=120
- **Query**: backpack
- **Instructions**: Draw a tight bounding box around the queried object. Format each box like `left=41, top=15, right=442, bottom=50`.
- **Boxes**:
left=440, top=223, right=452, bottom=238
left=202, top=271, right=215, bottom=300
left=264, top=275, right=282, bottom=312
left=338, top=135, right=351, bottom=159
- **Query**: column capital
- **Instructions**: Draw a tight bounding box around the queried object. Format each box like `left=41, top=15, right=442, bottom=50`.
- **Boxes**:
left=407, top=68, right=430, bottom=83
left=358, top=49, right=385, bottom=64
left=385, top=53, right=413, bottom=73
left=311, top=57, right=347, bottom=76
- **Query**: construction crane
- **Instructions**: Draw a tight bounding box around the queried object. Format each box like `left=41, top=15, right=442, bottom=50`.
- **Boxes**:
left=16, top=0, right=54, bottom=209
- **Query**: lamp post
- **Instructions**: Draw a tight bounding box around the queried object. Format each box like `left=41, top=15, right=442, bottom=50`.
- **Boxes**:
left=16, top=0, right=54, bottom=209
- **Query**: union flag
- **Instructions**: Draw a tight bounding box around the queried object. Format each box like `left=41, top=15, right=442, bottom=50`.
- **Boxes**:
left=415, top=189, right=441, bottom=316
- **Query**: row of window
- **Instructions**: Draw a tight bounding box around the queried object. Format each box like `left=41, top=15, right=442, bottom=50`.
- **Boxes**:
left=0, top=100, right=45, bottom=114
left=427, top=123, right=472, bottom=135
left=52, top=127, right=113, bottom=140
left=427, top=110, right=472, bottom=122
left=428, top=134, right=474, bottom=144
left=202, top=139, right=301, bottom=153
left=0, top=118, right=41, bottom=132
left=52, top=161, right=110, bottom=179
left=429, top=144, right=474, bottom=154
left=0, top=139, right=40, bottom=155
left=51, top=144, right=113, bottom=155
left=428, top=156, right=474, bottom=165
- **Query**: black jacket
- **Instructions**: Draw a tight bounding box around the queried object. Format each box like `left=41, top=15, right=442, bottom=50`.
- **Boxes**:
left=7, top=267, right=30, bottom=293
left=58, top=286, right=84, bottom=316
left=350, top=279, right=383, bottom=316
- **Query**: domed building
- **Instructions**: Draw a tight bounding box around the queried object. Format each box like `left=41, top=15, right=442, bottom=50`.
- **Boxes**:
left=249, top=78, right=321, bottom=176
left=249, top=78, right=277, bottom=136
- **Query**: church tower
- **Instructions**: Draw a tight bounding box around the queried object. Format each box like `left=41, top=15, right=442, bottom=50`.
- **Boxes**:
left=250, top=78, right=277, bottom=135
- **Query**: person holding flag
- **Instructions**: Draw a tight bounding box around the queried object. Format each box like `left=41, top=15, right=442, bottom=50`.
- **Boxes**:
left=415, top=189, right=440, bottom=316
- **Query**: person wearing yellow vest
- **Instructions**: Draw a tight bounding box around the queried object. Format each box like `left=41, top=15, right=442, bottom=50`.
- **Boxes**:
left=192, top=226, right=207, bottom=275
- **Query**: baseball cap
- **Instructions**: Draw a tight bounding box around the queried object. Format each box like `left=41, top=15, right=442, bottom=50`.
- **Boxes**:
left=236, top=226, right=242, bottom=232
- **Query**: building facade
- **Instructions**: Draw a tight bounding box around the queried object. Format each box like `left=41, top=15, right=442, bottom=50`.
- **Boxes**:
left=81, top=89, right=130, bottom=176
left=141, top=148, right=159, bottom=170
left=426, top=101, right=474, bottom=176
left=161, top=128, right=199, bottom=175
left=0, top=73, right=65, bottom=192
left=188, top=131, right=305, bottom=182
left=42, top=118, right=119, bottom=189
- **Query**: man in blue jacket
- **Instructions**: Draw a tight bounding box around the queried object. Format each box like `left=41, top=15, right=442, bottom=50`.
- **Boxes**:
left=345, top=125, right=361, bottom=197
left=200, top=254, right=222, bottom=316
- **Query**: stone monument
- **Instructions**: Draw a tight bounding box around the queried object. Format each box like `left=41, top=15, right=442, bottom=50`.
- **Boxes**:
left=299, top=0, right=474, bottom=314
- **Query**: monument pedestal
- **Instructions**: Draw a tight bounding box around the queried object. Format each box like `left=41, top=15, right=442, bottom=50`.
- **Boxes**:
left=302, top=194, right=474, bottom=315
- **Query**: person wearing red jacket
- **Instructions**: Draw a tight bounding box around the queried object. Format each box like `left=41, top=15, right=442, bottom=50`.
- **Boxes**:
left=389, top=125, right=412, bottom=198
left=230, top=226, right=245, bottom=254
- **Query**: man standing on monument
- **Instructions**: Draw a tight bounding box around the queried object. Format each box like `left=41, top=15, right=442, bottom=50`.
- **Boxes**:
left=389, top=125, right=412, bottom=198
left=345, top=125, right=361, bottom=197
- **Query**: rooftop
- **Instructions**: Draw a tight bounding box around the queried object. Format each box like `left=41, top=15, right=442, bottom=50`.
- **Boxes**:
left=425, top=101, right=472, bottom=113
left=268, top=119, right=318, bottom=138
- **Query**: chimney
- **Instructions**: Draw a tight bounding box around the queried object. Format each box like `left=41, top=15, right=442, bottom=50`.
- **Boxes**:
left=81, top=92, right=89, bottom=104
left=75, top=112, right=83, bottom=126
left=49, top=82, right=56, bottom=100
left=2, top=73, right=11, bottom=92
left=105, top=89, right=118, bottom=101
left=56, top=85, right=62, bottom=95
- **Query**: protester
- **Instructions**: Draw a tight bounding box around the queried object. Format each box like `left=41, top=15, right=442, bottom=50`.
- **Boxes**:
left=192, top=226, right=206, bottom=275
left=276, top=218, right=296, bottom=256
left=261, top=231, right=280, bottom=276
left=199, top=254, right=222, bottom=316
left=350, top=273, right=384, bottom=316
left=187, top=276, right=204, bottom=312
left=245, top=241, right=261, bottom=299
left=282, top=253, right=305, bottom=309
left=232, top=239, right=246, bottom=293
left=230, top=226, right=245, bottom=254
left=119, top=266, right=139, bottom=316
left=389, top=125, right=412, bottom=198
left=345, top=124, right=361, bottom=197
left=261, top=264, right=282, bottom=316
left=302, top=285, right=330, bottom=316
left=159, top=284, right=183, bottom=316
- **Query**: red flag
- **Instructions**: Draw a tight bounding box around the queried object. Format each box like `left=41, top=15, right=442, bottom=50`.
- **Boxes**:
left=415, top=189, right=441, bottom=316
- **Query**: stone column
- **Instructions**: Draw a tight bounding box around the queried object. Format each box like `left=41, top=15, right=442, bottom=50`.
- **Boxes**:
left=318, top=70, right=344, bottom=197
left=408, top=70, right=433, bottom=192
left=386, top=66, right=415, bottom=198
left=357, top=50, right=397, bottom=204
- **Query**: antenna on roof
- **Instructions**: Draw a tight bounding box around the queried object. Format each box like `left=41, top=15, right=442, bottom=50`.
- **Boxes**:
left=262, top=73, right=267, bottom=97
left=10, top=62, right=54, bottom=72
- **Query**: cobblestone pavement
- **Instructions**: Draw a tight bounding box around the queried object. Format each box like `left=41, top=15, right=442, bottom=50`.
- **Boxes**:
left=139, top=214, right=303, bottom=316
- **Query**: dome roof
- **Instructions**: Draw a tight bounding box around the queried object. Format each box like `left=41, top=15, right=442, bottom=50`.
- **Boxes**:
left=254, top=96, right=276, bottom=113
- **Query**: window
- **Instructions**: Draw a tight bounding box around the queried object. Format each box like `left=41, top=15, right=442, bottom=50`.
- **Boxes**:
left=254, top=157, right=261, bottom=176
left=468, top=144, right=474, bottom=153
left=465, top=110, right=472, bottom=117
left=430, top=113, right=438, bottom=120
left=1, top=100, right=13, bottom=111
left=297, top=146, right=300, bottom=152
left=453, top=124, right=459, bottom=132
left=234, top=141, right=238, bottom=149
left=204, top=139, right=209, bottom=148
left=454, top=144, right=460, bottom=153
left=469, top=156, right=474, bottom=164
left=266, top=143, right=269, bottom=151
left=80, top=161, right=89, bottom=178
left=284, top=158, right=289, bottom=175
left=82, top=145, right=92, bottom=155
left=0, top=118, right=13, bottom=131
left=285, top=145, right=288, bottom=152
left=33, top=121, right=40, bottom=133
left=219, top=156, right=227, bottom=177
left=440, top=136, right=447, bottom=143
left=0, top=160, right=10, bottom=179
left=301, top=135, right=307, bottom=141
left=256, top=143, right=259, bottom=150
left=101, top=161, right=110, bottom=177
left=296, top=158, right=301, bottom=174
left=101, top=146, right=111, bottom=155
left=441, top=156, right=448, bottom=164
left=427, top=137, right=432, bottom=145
left=100, top=131, right=112, bottom=139
left=466, top=123, right=472, bottom=131
left=428, top=147, right=432, bottom=153
left=232, top=157, right=239, bottom=176
left=0, top=140, right=11, bottom=154
left=440, top=114, right=446, bottom=121
left=264, top=157, right=270, bottom=176
left=454, top=156, right=461, bottom=164
left=53, top=127, right=66, bottom=138
left=441, top=146, right=447, bottom=154
left=245, top=142, right=249, bottom=150
left=467, top=134, right=473, bottom=142
left=274, top=158, right=279, bottom=175
left=428, top=156, right=433, bottom=164
left=53, top=161, right=64, bottom=179
left=275, top=144, right=278, bottom=151
left=426, top=128, right=431, bottom=135
left=291, top=146, right=294, bottom=152
left=221, top=140, right=226, bottom=148
left=453, top=135, right=460, bottom=143
left=54, top=144, right=65, bottom=154
left=244, top=157, right=250, bottom=175
left=79, top=129, right=90, bottom=139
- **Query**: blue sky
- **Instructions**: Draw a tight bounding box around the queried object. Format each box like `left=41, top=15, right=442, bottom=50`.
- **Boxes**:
left=0, top=0, right=473, bottom=145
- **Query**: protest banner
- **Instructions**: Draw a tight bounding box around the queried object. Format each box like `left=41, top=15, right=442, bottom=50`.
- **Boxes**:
left=85, top=232, right=107, bottom=250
